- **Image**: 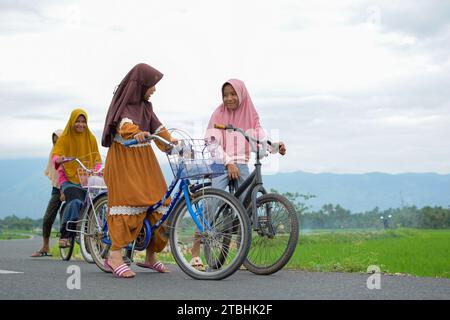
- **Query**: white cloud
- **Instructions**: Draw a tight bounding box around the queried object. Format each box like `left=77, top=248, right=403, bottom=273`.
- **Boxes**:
left=1, top=0, right=449, bottom=174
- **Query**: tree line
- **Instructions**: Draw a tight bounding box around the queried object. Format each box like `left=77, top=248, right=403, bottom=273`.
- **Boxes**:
left=0, top=215, right=44, bottom=232
left=278, top=191, right=450, bottom=230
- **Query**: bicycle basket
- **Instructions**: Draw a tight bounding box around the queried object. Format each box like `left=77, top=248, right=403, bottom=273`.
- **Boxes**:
left=77, top=168, right=106, bottom=188
left=166, top=139, right=225, bottom=179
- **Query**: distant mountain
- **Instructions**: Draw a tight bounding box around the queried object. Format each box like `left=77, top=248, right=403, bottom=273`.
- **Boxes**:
left=262, top=171, right=450, bottom=212
left=0, top=158, right=449, bottom=219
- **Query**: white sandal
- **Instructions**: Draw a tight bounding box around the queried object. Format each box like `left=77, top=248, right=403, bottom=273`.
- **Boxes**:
left=190, top=256, right=205, bottom=271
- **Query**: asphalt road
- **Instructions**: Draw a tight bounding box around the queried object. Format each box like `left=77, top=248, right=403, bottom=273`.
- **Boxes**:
left=0, top=236, right=449, bottom=300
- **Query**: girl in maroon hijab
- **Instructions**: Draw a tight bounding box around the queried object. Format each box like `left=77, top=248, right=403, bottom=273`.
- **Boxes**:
left=102, top=63, right=176, bottom=278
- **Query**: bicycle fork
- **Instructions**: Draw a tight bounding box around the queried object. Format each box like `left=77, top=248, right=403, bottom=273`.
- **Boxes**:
left=249, top=186, right=276, bottom=238
left=182, top=184, right=211, bottom=233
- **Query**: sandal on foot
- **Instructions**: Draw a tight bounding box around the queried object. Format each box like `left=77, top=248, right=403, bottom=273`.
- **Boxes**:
left=189, top=256, right=205, bottom=271
left=58, top=239, right=70, bottom=248
left=104, top=259, right=135, bottom=278
left=31, top=251, right=52, bottom=257
left=135, top=261, right=170, bottom=273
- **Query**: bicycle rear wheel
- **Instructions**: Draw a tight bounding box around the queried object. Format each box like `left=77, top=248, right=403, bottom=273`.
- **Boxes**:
left=86, top=193, right=112, bottom=273
left=169, top=188, right=251, bottom=280
left=59, top=204, right=76, bottom=261
left=244, top=193, right=299, bottom=275
left=59, top=234, right=76, bottom=261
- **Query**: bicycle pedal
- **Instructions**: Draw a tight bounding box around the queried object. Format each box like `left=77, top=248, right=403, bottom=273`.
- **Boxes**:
left=257, top=216, right=269, bottom=227
left=257, top=216, right=275, bottom=237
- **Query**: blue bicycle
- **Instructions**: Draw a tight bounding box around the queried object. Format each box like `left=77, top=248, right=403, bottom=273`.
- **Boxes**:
left=85, top=133, right=251, bottom=280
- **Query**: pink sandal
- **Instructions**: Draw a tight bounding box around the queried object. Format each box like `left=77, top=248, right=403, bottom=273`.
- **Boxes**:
left=135, top=261, right=170, bottom=273
left=104, top=259, right=135, bottom=278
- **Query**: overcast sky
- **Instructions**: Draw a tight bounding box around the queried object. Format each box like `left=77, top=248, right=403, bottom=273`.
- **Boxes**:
left=1, top=0, right=449, bottom=174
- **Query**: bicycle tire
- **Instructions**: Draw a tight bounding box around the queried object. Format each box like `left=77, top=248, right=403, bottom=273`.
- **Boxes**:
left=243, top=193, right=299, bottom=275
left=169, top=188, right=251, bottom=280
left=79, top=208, right=94, bottom=263
left=59, top=232, right=76, bottom=262
left=59, top=203, right=76, bottom=261
left=86, top=193, right=112, bottom=273
left=202, top=202, right=234, bottom=269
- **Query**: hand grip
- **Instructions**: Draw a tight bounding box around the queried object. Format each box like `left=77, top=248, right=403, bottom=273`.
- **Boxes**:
left=61, top=157, right=76, bottom=163
left=123, top=139, right=138, bottom=147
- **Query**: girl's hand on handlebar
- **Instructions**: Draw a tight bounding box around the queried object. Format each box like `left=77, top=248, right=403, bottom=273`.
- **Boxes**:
left=165, top=138, right=179, bottom=152
left=226, top=163, right=240, bottom=180
left=56, top=156, right=66, bottom=164
left=134, top=131, right=151, bottom=143
left=279, top=142, right=286, bottom=155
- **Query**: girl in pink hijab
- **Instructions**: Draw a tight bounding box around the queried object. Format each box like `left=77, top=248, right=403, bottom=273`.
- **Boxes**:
left=206, top=79, right=286, bottom=179
left=190, top=79, right=286, bottom=270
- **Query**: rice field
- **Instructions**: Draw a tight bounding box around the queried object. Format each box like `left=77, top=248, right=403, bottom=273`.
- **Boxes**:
left=287, top=228, right=450, bottom=278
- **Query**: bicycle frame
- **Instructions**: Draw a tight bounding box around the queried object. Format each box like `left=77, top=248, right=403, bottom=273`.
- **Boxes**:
left=98, top=179, right=214, bottom=269
left=122, top=134, right=215, bottom=235
left=90, top=134, right=221, bottom=262
left=146, top=173, right=212, bottom=235
left=98, top=163, right=215, bottom=259
left=197, top=159, right=269, bottom=233
left=210, top=124, right=276, bottom=231
left=65, top=187, right=107, bottom=235
left=60, top=157, right=107, bottom=236
left=230, top=152, right=267, bottom=231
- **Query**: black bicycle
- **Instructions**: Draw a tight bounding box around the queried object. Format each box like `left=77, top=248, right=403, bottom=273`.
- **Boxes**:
left=206, top=124, right=299, bottom=275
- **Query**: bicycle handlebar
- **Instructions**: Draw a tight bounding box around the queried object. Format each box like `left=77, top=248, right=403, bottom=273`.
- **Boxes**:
left=123, top=134, right=174, bottom=148
left=214, top=124, right=227, bottom=130
left=213, top=123, right=279, bottom=154
left=60, top=157, right=103, bottom=174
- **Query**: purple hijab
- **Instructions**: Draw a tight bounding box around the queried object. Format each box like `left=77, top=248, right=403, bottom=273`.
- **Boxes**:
left=102, top=63, right=164, bottom=147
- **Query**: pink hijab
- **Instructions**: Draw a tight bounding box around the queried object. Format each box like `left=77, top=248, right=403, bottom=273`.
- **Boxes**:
left=206, top=79, right=266, bottom=164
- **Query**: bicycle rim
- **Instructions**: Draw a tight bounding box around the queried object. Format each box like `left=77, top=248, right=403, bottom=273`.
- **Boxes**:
left=59, top=203, right=75, bottom=261
left=86, top=194, right=111, bottom=273
left=244, top=193, right=299, bottom=275
left=79, top=210, right=94, bottom=263
left=60, top=233, right=76, bottom=261
left=170, top=188, right=250, bottom=280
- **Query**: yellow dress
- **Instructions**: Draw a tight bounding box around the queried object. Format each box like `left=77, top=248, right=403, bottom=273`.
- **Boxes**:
left=104, top=118, right=172, bottom=251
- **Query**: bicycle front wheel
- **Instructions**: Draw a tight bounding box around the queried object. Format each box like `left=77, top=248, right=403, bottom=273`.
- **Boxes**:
left=86, top=193, right=112, bottom=273
left=169, top=188, right=251, bottom=280
left=79, top=208, right=94, bottom=263
left=244, top=193, right=299, bottom=275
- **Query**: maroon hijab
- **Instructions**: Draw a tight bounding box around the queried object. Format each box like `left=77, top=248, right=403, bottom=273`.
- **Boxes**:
left=102, top=63, right=164, bottom=147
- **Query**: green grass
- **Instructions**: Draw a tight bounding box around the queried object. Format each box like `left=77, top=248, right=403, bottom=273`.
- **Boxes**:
left=0, top=229, right=35, bottom=240
left=49, top=242, right=84, bottom=260
left=288, top=228, right=450, bottom=278
left=0, top=234, right=30, bottom=240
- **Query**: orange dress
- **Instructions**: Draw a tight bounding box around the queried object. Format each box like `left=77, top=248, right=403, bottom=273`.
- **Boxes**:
left=104, top=118, right=172, bottom=251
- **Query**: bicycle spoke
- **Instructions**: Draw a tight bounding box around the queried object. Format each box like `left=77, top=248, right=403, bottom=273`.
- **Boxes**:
left=170, top=189, right=250, bottom=279
left=245, top=194, right=298, bottom=273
